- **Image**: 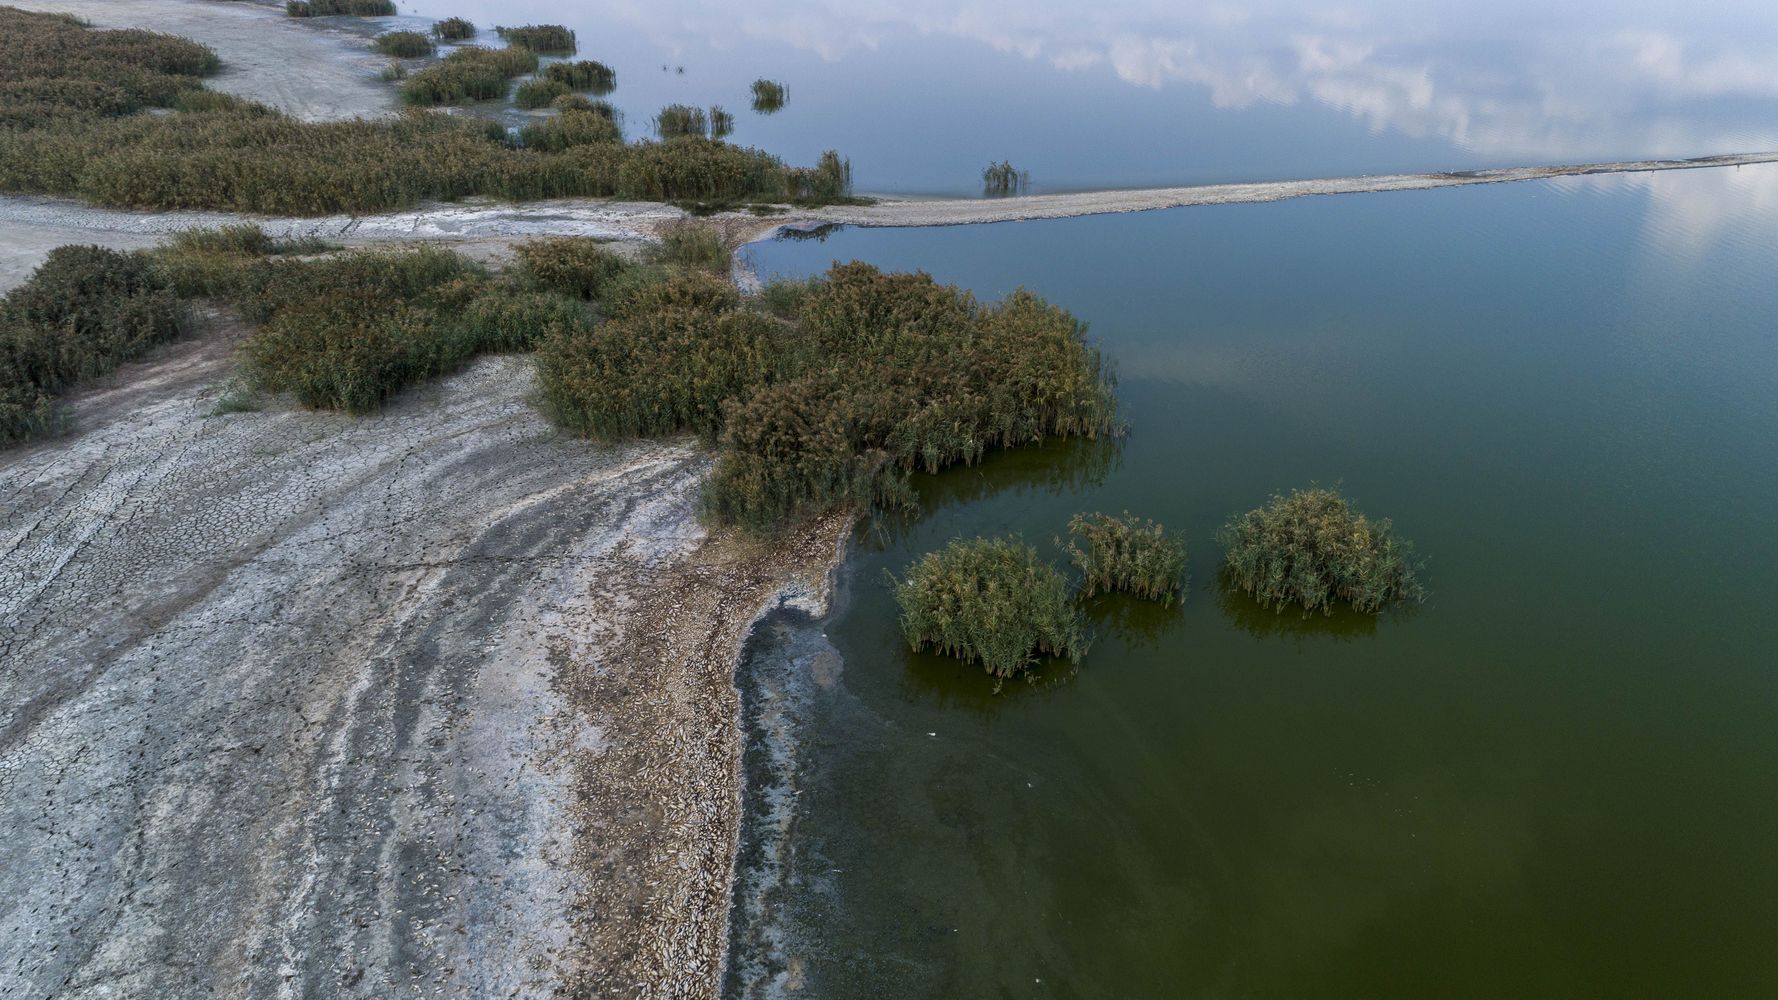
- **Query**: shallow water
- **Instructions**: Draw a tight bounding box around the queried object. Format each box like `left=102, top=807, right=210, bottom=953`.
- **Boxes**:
left=727, top=164, right=1778, bottom=997
left=390, top=0, right=1778, bottom=194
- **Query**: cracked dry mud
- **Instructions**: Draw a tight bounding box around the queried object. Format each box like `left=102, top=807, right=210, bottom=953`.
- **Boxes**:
left=0, top=314, right=845, bottom=998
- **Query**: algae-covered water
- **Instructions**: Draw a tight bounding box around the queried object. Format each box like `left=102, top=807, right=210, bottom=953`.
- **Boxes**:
left=727, top=165, right=1778, bottom=997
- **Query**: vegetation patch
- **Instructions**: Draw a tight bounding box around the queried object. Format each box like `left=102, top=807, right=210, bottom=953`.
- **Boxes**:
left=517, top=109, right=622, bottom=152
left=0, top=9, right=856, bottom=214
left=983, top=160, right=1030, bottom=196
left=542, top=60, right=615, bottom=94
left=655, top=104, right=708, bottom=140
left=551, top=93, right=615, bottom=118
left=891, top=537, right=1086, bottom=678
left=1, top=246, right=186, bottom=444
left=373, top=30, right=435, bottom=58
left=495, top=24, right=576, bottom=55
left=709, top=106, right=735, bottom=140
left=750, top=78, right=787, bottom=113
left=286, top=0, right=396, bottom=16
left=1217, top=486, right=1425, bottom=615
left=510, top=237, right=637, bottom=301
left=652, top=221, right=728, bottom=273
left=513, top=77, right=571, bottom=109
left=431, top=16, right=475, bottom=40
left=1063, top=511, right=1187, bottom=605
left=537, top=260, right=1116, bottom=531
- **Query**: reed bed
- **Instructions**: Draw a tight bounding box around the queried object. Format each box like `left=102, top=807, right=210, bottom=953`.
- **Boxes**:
left=373, top=30, right=434, bottom=58
left=286, top=0, right=396, bottom=16
left=431, top=16, right=475, bottom=40
left=551, top=93, right=615, bottom=119
left=537, top=261, right=1117, bottom=531
left=1, top=246, right=186, bottom=444
left=495, top=24, right=576, bottom=55
left=542, top=60, right=616, bottom=94
left=510, top=237, right=636, bottom=301
left=513, top=77, right=571, bottom=109
left=1063, top=511, right=1186, bottom=604
left=0, top=9, right=856, bottom=213
left=652, top=221, right=728, bottom=273
left=750, top=78, right=787, bottom=113
left=516, top=109, right=622, bottom=152
left=1217, top=486, right=1425, bottom=614
left=891, top=537, right=1086, bottom=678
left=983, top=160, right=1030, bottom=196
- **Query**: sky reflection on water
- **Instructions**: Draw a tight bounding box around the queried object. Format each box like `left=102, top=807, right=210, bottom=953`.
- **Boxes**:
left=404, top=0, right=1778, bottom=192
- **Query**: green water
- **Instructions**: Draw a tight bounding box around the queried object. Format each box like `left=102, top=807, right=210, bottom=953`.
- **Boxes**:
left=729, top=166, right=1778, bottom=998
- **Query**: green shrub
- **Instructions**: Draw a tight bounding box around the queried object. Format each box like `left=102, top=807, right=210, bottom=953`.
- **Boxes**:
left=373, top=31, right=435, bottom=58
left=891, top=537, right=1086, bottom=678
left=652, top=221, right=728, bottom=273
left=750, top=78, right=786, bottom=113
left=514, top=77, right=571, bottom=108
left=1217, top=487, right=1425, bottom=615
left=286, top=0, right=396, bottom=16
left=511, top=237, right=634, bottom=300
left=542, top=59, right=615, bottom=93
left=495, top=24, right=576, bottom=54
left=656, top=104, right=707, bottom=140
left=1, top=245, right=185, bottom=444
left=1063, top=511, right=1186, bottom=604
left=431, top=16, right=475, bottom=40
left=517, top=109, right=622, bottom=151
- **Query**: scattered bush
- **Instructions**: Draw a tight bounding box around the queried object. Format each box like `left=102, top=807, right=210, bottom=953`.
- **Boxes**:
left=542, top=59, right=615, bottom=93
left=0, top=9, right=854, bottom=214
left=1, top=246, right=185, bottom=444
left=652, top=221, right=728, bottom=273
left=1063, top=512, right=1186, bottom=604
left=495, top=24, right=576, bottom=54
left=514, top=77, right=571, bottom=109
left=983, top=160, right=1029, bottom=196
left=286, top=0, right=396, bottom=16
left=750, top=78, right=786, bottom=113
left=1217, top=486, right=1425, bottom=615
left=891, top=537, right=1086, bottom=678
left=373, top=30, right=435, bottom=58
left=431, top=16, right=475, bottom=40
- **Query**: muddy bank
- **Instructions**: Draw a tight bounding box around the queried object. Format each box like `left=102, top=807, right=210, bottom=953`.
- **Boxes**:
left=17, top=0, right=394, bottom=123
left=0, top=312, right=843, bottom=998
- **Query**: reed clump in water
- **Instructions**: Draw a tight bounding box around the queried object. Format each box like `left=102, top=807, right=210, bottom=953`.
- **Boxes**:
left=1217, top=486, right=1425, bottom=615
left=286, top=0, right=396, bottom=16
left=0, top=245, right=186, bottom=444
left=891, top=537, right=1086, bottom=678
left=983, top=160, right=1030, bottom=196
left=495, top=24, right=576, bottom=55
left=542, top=59, right=616, bottom=94
left=400, top=44, right=537, bottom=104
left=709, top=106, right=735, bottom=140
left=513, top=77, right=571, bottom=109
left=373, top=30, right=434, bottom=58
left=750, top=79, right=787, bottom=113
left=0, top=8, right=857, bottom=212
left=431, top=16, right=475, bottom=41
left=1063, top=511, right=1187, bottom=604
left=655, top=104, right=708, bottom=140
left=550, top=93, right=615, bottom=119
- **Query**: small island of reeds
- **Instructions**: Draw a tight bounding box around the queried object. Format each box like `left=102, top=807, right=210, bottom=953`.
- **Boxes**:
left=892, top=537, right=1086, bottom=678
left=1064, top=511, right=1187, bottom=605
left=1218, top=486, right=1425, bottom=615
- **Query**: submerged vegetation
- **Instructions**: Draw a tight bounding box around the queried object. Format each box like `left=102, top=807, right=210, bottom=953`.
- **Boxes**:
left=1218, top=487, right=1425, bottom=615
left=495, top=24, right=576, bottom=55
left=1064, top=512, right=1187, bottom=605
left=286, top=0, right=395, bottom=16
left=1, top=246, right=185, bottom=444
left=373, top=31, right=435, bottom=58
left=983, top=160, right=1031, bottom=197
left=892, top=537, right=1086, bottom=679
left=750, top=78, right=787, bottom=113
left=542, top=60, right=616, bottom=94
left=431, top=16, right=475, bottom=41
left=0, top=8, right=856, bottom=213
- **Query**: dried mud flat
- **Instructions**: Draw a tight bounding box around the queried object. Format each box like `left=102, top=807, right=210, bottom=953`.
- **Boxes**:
left=0, top=314, right=844, bottom=998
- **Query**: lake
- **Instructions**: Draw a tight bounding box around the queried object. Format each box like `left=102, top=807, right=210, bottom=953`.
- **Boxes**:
left=728, top=164, right=1778, bottom=997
